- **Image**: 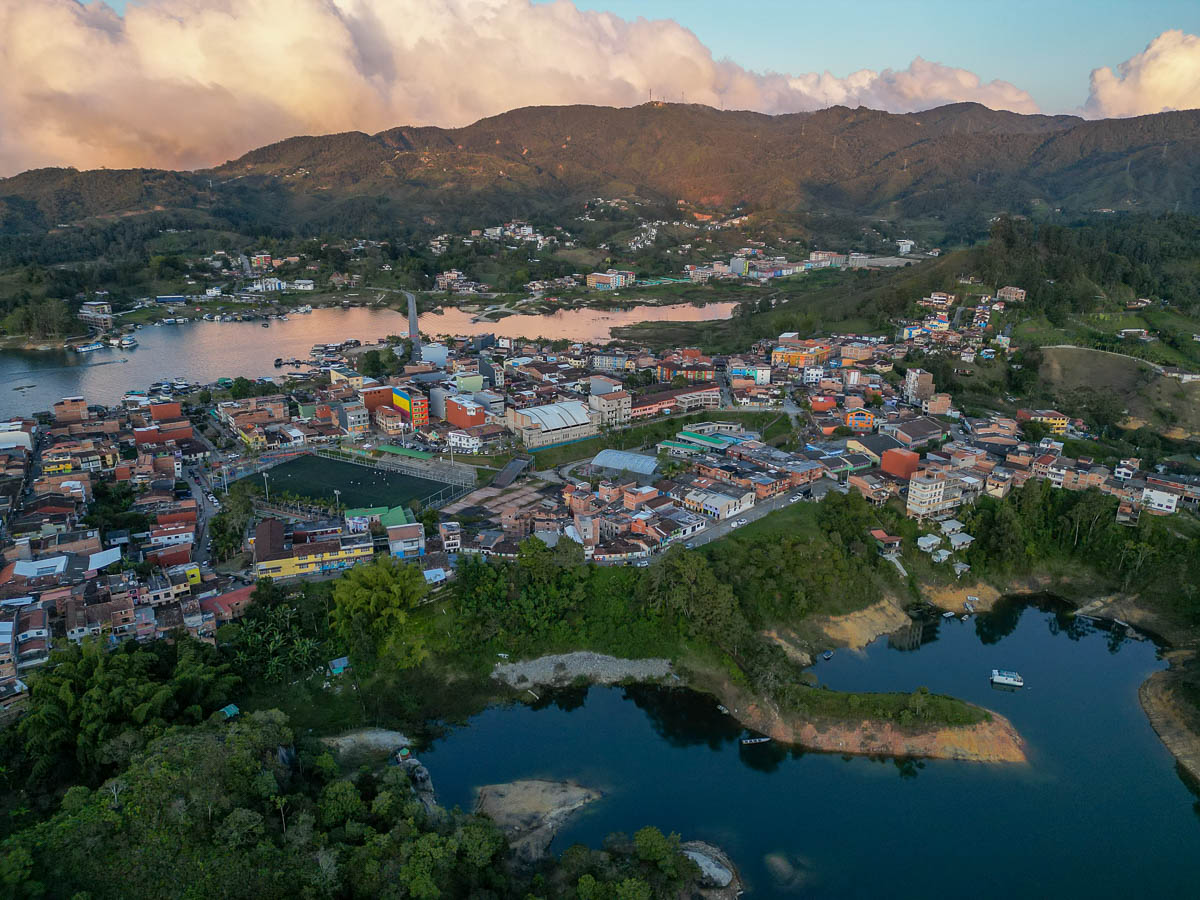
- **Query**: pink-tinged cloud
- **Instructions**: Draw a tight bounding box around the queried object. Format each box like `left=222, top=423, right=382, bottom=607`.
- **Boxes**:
left=1085, top=30, right=1200, bottom=118
left=0, top=0, right=1043, bottom=175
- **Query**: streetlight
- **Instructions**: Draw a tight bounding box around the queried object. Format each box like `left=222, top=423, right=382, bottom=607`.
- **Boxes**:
left=334, top=489, right=341, bottom=511
left=262, top=471, right=270, bottom=503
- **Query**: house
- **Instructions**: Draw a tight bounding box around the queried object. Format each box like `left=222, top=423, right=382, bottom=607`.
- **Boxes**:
left=869, top=529, right=902, bottom=556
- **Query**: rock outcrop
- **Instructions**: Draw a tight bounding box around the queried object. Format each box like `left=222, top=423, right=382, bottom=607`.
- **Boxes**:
left=475, top=779, right=600, bottom=863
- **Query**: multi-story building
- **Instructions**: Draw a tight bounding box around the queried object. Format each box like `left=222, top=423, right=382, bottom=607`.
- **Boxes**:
left=337, top=402, right=370, bottom=436
left=1016, top=408, right=1069, bottom=435
left=586, top=269, right=636, bottom=290
left=906, top=470, right=968, bottom=519
left=588, top=390, right=632, bottom=427
left=997, top=286, right=1027, bottom=303
left=904, top=368, right=935, bottom=403
left=78, top=301, right=113, bottom=330
left=391, top=387, right=429, bottom=428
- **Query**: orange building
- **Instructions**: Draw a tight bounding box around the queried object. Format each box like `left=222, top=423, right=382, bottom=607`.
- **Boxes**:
left=881, top=448, right=920, bottom=481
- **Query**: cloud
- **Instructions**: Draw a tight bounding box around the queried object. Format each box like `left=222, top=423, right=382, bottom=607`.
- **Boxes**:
left=0, top=0, right=1041, bottom=175
left=1085, top=30, right=1200, bottom=118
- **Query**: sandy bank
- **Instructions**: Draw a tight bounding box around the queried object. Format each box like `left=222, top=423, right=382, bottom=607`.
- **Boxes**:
left=815, top=597, right=911, bottom=650
left=492, top=651, right=673, bottom=689
left=733, top=696, right=1027, bottom=762
left=475, top=779, right=600, bottom=863
left=922, top=582, right=1004, bottom=613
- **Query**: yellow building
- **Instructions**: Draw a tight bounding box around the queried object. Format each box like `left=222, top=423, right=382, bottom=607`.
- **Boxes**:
left=771, top=343, right=833, bottom=368
left=330, top=367, right=365, bottom=389
left=254, top=535, right=375, bottom=579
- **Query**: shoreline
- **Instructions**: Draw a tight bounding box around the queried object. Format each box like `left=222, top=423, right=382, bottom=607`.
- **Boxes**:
left=490, top=650, right=1027, bottom=764
left=925, top=580, right=1200, bottom=787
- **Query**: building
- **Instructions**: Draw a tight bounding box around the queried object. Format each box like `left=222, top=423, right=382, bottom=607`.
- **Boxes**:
left=586, top=269, right=636, bottom=290
left=384, top=507, right=426, bottom=559
left=330, top=368, right=365, bottom=389
left=906, top=470, right=968, bottom=519
left=391, top=387, right=429, bottom=428
left=771, top=343, right=833, bottom=369
left=444, top=395, right=486, bottom=428
left=52, top=397, right=90, bottom=424
left=997, top=286, right=1027, bottom=303
left=1016, top=409, right=1069, bottom=435
left=78, top=300, right=113, bottom=330
left=337, top=402, right=370, bottom=436
left=506, top=401, right=598, bottom=449
left=588, top=390, right=632, bottom=427
left=880, top=448, right=920, bottom=481
left=904, top=369, right=935, bottom=403
left=630, top=383, right=721, bottom=419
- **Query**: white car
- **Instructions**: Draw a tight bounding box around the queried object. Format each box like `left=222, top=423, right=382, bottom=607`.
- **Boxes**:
left=789, top=495, right=801, bottom=503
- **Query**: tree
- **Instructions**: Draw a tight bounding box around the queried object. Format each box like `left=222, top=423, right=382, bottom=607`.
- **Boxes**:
left=331, top=556, right=429, bottom=667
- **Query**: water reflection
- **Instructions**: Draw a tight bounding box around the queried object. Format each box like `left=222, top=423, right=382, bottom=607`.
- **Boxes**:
left=417, top=301, right=737, bottom=344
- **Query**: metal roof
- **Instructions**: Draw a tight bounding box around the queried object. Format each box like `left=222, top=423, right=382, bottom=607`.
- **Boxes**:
left=519, top=400, right=591, bottom=431
left=590, top=449, right=659, bottom=476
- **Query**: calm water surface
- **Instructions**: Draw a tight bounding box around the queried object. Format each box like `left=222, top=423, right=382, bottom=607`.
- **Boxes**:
left=0, top=303, right=735, bottom=415
left=422, top=599, right=1200, bottom=898
left=417, top=302, right=736, bottom=343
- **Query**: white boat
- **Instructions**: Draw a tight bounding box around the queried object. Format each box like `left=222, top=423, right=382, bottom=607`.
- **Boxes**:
left=942, top=611, right=956, bottom=619
left=961, top=614, right=970, bottom=622
left=990, top=669, right=1024, bottom=688
left=74, top=341, right=105, bottom=353
left=741, top=736, right=772, bottom=745
left=120, top=336, right=138, bottom=348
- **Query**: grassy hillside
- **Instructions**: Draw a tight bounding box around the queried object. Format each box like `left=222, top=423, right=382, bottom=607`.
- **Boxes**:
left=1039, top=346, right=1200, bottom=439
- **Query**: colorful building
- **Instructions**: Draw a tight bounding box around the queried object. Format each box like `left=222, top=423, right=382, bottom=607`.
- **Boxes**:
left=391, top=387, right=429, bottom=428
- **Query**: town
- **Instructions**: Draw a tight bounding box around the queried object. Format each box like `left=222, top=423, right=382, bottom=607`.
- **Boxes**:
left=1, top=269, right=1196, bottom=713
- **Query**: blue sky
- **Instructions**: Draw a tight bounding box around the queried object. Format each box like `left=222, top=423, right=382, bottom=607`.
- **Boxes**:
left=98, top=0, right=1200, bottom=112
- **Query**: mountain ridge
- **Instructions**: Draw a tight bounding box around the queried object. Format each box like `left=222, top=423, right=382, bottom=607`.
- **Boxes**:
left=3, top=102, right=1199, bottom=233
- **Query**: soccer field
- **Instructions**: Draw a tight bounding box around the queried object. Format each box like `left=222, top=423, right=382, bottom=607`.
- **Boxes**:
left=260, top=455, right=447, bottom=509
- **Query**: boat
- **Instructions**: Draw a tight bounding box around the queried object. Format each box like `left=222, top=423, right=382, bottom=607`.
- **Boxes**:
left=273, top=358, right=283, bottom=367
left=990, top=669, right=1024, bottom=688
left=107, top=337, right=122, bottom=347
left=822, top=650, right=834, bottom=661
left=261, top=322, right=270, bottom=328
left=120, top=336, right=138, bottom=348
left=716, top=704, right=730, bottom=715
left=741, top=736, right=772, bottom=745
left=942, top=611, right=956, bottom=619
left=74, top=342, right=105, bottom=353
left=961, top=614, right=970, bottom=622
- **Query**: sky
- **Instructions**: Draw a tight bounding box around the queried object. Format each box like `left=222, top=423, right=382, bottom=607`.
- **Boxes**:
left=2, top=0, right=1199, bottom=175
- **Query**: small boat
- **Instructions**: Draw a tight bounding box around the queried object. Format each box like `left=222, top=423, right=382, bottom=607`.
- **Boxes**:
left=822, top=650, right=834, bottom=661
left=716, top=704, right=730, bottom=715
left=74, top=341, right=105, bottom=353
left=964, top=598, right=976, bottom=613
left=990, top=669, right=1024, bottom=688
left=942, top=611, right=956, bottom=619
left=274, top=358, right=283, bottom=367
left=261, top=322, right=270, bottom=328
left=120, top=336, right=138, bottom=348
left=961, top=614, right=970, bottom=622
left=741, top=736, right=772, bottom=745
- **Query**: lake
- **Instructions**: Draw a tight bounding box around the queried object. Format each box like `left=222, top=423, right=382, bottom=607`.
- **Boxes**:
left=421, top=598, right=1200, bottom=897
left=417, top=301, right=737, bottom=343
left=0, top=302, right=736, bottom=415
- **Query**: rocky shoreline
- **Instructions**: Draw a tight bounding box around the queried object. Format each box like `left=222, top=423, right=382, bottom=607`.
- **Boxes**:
left=492, top=651, right=674, bottom=689
left=492, top=650, right=1027, bottom=764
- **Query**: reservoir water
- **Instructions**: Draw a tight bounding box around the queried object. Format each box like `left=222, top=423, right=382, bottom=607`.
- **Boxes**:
left=0, top=302, right=735, bottom=416
left=422, top=598, right=1200, bottom=897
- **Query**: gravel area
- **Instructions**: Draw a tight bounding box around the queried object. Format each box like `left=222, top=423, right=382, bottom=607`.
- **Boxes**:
left=492, top=651, right=673, bottom=688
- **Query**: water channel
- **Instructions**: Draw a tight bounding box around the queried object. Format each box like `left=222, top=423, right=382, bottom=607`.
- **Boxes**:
left=421, top=599, right=1200, bottom=897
